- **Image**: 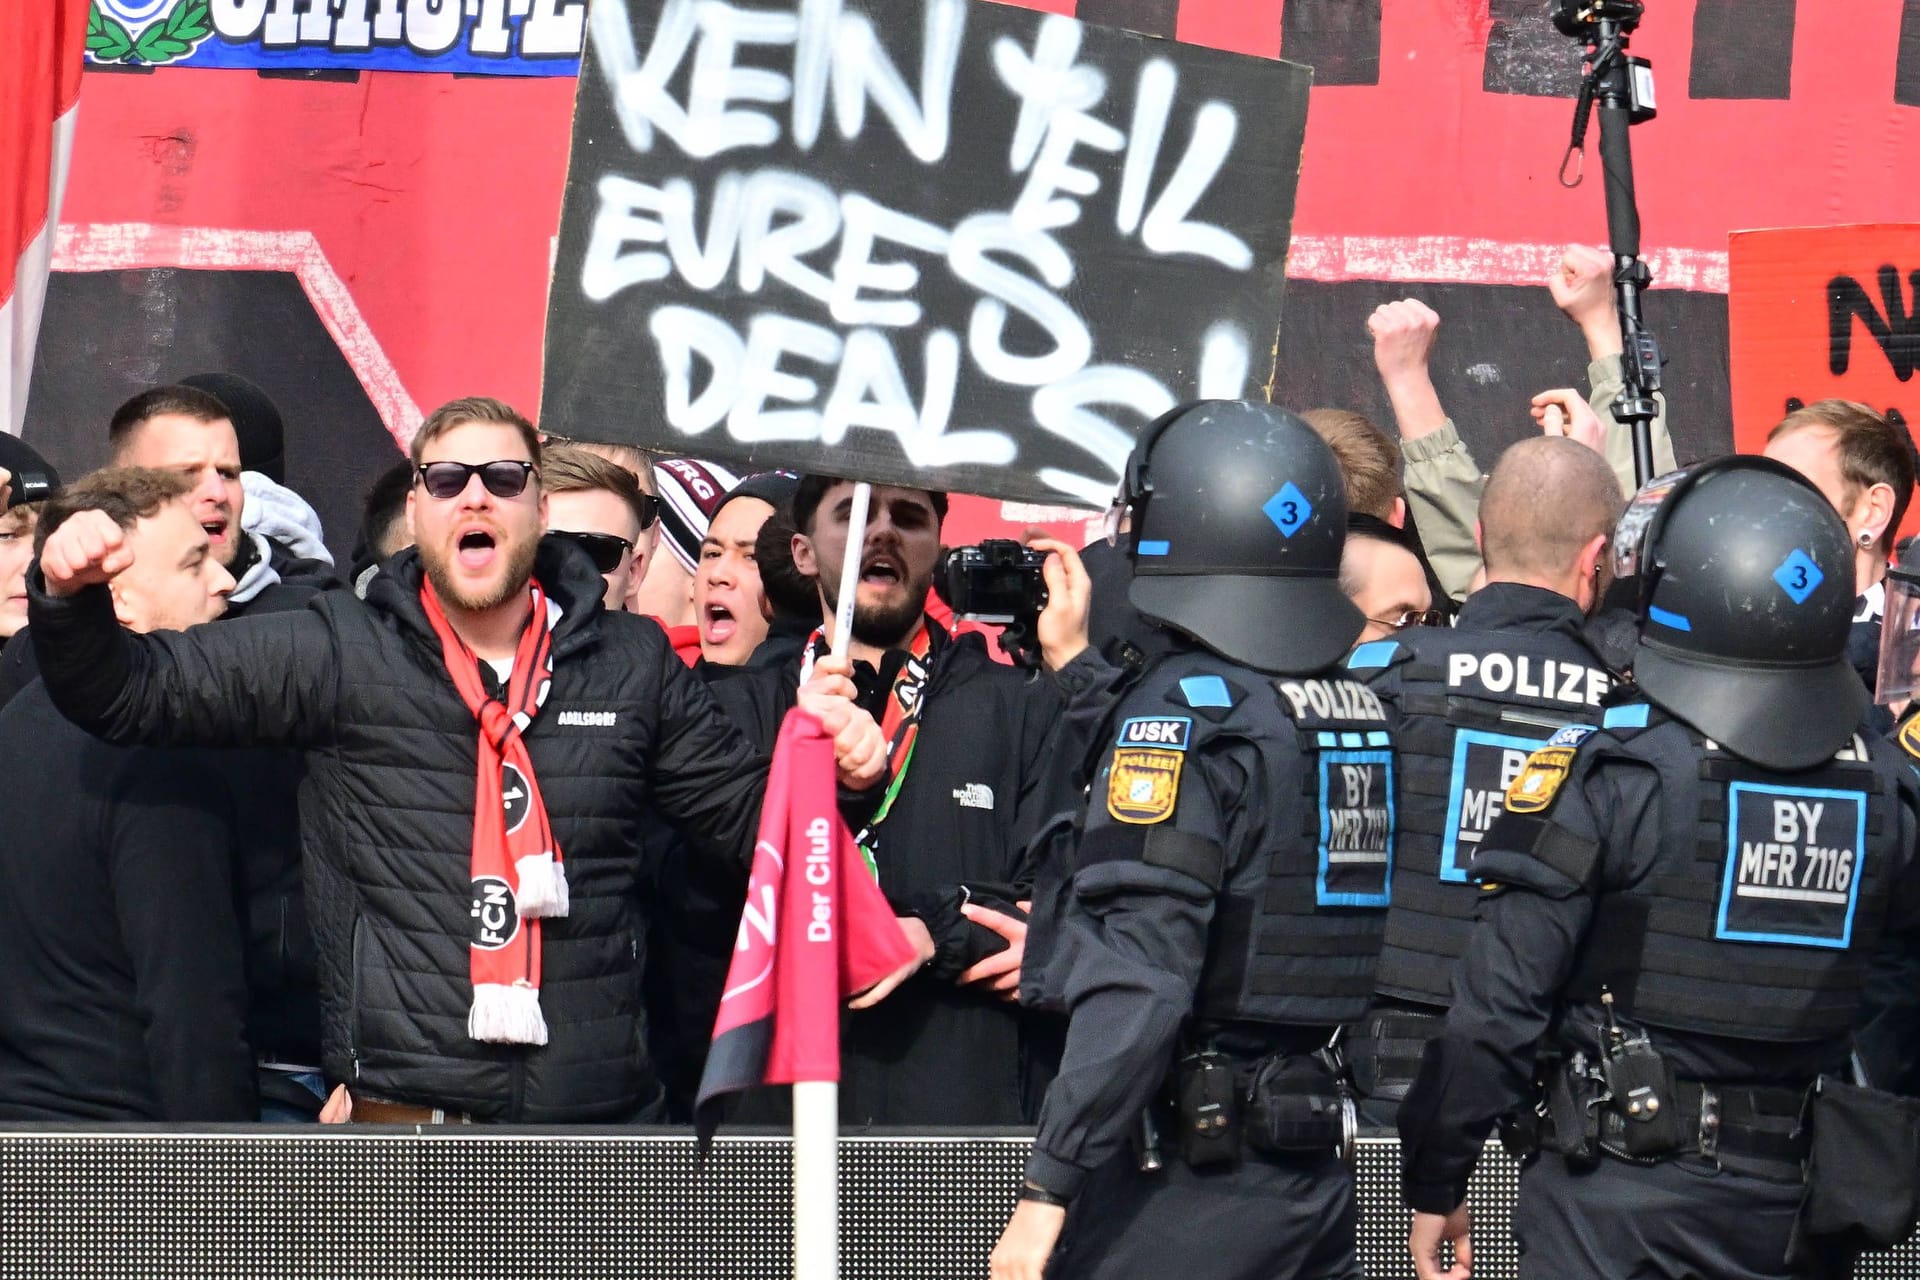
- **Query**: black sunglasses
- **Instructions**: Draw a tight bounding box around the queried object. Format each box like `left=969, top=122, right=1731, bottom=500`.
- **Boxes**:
left=1367, top=607, right=1451, bottom=631
left=417, top=460, right=536, bottom=501
left=550, top=529, right=634, bottom=574
left=630, top=492, right=662, bottom=530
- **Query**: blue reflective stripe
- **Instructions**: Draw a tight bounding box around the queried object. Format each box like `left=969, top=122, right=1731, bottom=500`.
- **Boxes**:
left=1137, top=540, right=1170, bottom=556
left=1347, top=640, right=1399, bottom=669
left=1317, top=732, right=1337, bottom=748
left=1603, top=704, right=1650, bottom=729
left=1366, top=731, right=1390, bottom=747
left=1647, top=605, right=1692, bottom=632
left=1179, top=675, right=1234, bottom=708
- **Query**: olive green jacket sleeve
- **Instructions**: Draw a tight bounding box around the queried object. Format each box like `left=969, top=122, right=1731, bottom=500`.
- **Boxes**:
left=1401, top=420, right=1485, bottom=605
left=1588, top=353, right=1678, bottom=493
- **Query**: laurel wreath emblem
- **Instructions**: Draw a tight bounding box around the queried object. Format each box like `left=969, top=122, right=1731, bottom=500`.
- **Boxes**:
left=86, top=0, right=213, bottom=66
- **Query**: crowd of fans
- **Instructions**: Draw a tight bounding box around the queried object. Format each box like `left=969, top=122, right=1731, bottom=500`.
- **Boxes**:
left=0, top=242, right=1911, bottom=1139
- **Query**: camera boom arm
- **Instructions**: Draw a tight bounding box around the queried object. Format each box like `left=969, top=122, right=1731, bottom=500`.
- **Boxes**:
left=1557, top=1, right=1663, bottom=489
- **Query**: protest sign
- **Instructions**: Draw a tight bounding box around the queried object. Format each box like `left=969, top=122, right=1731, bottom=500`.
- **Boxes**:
left=540, top=0, right=1310, bottom=507
left=1728, top=224, right=1920, bottom=453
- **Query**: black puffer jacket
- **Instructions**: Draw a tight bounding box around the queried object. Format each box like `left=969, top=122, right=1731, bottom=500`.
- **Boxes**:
left=29, top=540, right=772, bottom=1122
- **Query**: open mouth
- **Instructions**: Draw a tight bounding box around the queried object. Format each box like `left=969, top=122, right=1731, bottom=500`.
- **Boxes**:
left=201, top=517, right=229, bottom=545
left=703, top=600, right=737, bottom=644
left=456, top=527, right=498, bottom=571
left=860, top=553, right=903, bottom=588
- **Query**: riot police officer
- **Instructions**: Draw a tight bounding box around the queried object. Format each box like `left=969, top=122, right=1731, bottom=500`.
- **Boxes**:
left=1346, top=437, right=1620, bottom=1126
left=1399, top=456, right=1920, bottom=1280
left=991, top=401, right=1391, bottom=1280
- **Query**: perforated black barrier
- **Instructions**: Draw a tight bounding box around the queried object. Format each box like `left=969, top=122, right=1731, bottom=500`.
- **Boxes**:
left=0, top=1129, right=1915, bottom=1278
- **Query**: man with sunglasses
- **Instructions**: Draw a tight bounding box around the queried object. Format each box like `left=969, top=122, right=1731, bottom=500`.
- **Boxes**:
left=1341, top=516, right=1443, bottom=649
left=27, top=395, right=896, bottom=1126
left=1343, top=437, right=1621, bottom=1132
left=540, top=446, right=659, bottom=614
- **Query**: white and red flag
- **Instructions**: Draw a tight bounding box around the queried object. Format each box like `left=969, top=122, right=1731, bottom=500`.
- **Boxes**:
left=1, top=0, right=88, bottom=435
left=696, top=707, right=915, bottom=1135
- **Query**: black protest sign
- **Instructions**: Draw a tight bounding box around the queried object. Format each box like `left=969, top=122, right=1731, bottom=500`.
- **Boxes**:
left=540, top=0, right=1309, bottom=507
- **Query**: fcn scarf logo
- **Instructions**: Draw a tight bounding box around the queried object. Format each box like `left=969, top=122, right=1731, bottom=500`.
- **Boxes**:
left=88, top=0, right=212, bottom=65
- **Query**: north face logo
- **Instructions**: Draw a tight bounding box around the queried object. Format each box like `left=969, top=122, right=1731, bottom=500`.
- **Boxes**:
left=556, top=710, right=617, bottom=727
left=952, top=783, right=994, bottom=810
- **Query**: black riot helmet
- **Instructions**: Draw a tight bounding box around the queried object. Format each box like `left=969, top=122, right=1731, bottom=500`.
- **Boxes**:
left=1110, top=400, right=1362, bottom=675
left=1614, top=455, right=1862, bottom=770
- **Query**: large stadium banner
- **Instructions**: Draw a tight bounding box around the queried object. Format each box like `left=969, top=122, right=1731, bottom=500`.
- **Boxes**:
left=83, top=0, right=584, bottom=75
left=540, top=0, right=1311, bottom=507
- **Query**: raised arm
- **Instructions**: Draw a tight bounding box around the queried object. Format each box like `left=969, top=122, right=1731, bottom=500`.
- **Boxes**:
left=30, top=509, right=340, bottom=748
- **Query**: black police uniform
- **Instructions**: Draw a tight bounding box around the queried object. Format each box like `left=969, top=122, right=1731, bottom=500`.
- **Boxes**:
left=1015, top=400, right=1385, bottom=1280
left=1400, top=457, right=1920, bottom=1280
left=1031, top=651, right=1391, bottom=1280
left=1399, top=700, right=1920, bottom=1277
left=1346, top=583, right=1612, bottom=1118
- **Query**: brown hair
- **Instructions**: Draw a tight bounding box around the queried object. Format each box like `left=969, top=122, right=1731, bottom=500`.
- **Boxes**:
left=409, top=396, right=542, bottom=469
left=1479, top=437, right=1622, bottom=582
left=1302, top=408, right=1403, bottom=520
left=35, top=467, right=194, bottom=556
left=1768, top=400, right=1915, bottom=554
left=541, top=444, right=655, bottom=534
left=107, top=385, right=232, bottom=459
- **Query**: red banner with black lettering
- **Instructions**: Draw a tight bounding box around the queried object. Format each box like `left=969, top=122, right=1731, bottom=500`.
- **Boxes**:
left=695, top=708, right=914, bottom=1138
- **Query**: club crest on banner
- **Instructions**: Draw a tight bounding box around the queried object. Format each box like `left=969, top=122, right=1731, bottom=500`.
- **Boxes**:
left=87, top=0, right=212, bottom=66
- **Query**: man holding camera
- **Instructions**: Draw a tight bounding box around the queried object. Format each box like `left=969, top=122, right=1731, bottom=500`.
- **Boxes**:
left=762, top=476, right=1065, bottom=1127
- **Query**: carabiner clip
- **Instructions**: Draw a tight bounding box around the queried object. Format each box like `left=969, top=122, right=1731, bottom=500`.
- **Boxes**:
left=1559, top=142, right=1585, bottom=188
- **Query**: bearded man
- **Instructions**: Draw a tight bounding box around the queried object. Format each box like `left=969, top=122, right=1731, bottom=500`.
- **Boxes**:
left=28, top=396, right=895, bottom=1124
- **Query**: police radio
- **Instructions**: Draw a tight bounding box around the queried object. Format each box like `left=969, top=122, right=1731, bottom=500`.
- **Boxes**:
left=1596, top=988, right=1685, bottom=1158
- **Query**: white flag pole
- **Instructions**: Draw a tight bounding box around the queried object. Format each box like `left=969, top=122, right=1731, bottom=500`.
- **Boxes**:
left=794, top=479, right=870, bottom=1280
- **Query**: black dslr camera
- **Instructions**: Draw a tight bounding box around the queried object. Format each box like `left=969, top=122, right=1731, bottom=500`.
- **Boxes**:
left=938, top=540, right=1050, bottom=667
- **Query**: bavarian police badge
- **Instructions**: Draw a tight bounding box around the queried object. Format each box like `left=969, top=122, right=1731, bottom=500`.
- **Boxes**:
left=1898, top=712, right=1920, bottom=766
left=1504, top=746, right=1575, bottom=814
left=1107, top=748, right=1182, bottom=824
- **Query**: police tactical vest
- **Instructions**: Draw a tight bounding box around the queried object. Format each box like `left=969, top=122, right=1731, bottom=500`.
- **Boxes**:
left=1570, top=710, right=1901, bottom=1042
left=1195, top=669, right=1397, bottom=1028
left=1355, top=631, right=1612, bottom=1007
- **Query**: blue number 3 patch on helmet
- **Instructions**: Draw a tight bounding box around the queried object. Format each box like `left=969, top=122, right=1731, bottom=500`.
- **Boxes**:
left=1773, top=548, right=1823, bottom=605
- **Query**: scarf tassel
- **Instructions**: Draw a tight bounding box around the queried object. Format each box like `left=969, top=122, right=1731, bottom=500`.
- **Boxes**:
left=514, top=852, right=570, bottom=918
left=469, top=982, right=550, bottom=1045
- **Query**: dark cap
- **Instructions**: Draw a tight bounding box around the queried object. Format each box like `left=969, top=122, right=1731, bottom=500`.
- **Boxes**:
left=0, top=433, right=61, bottom=506
left=716, top=470, right=801, bottom=521
left=179, top=372, right=285, bottom=483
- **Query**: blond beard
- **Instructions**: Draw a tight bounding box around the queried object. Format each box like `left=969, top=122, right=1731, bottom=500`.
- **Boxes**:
left=421, top=533, right=540, bottom=613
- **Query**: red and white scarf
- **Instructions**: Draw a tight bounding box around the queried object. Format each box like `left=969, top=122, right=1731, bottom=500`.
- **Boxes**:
left=799, top=621, right=934, bottom=873
left=421, top=578, right=567, bottom=1046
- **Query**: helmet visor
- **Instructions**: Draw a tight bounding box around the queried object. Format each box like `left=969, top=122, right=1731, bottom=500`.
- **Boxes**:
left=1613, top=466, right=1693, bottom=585
left=1877, top=572, right=1920, bottom=705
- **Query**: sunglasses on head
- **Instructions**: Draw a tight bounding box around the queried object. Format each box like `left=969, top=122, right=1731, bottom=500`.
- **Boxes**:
left=417, top=460, right=536, bottom=501
left=549, top=529, right=634, bottom=574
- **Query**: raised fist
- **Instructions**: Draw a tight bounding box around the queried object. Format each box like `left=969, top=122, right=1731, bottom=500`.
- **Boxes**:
left=37, top=509, right=133, bottom=597
left=1549, top=244, right=1617, bottom=333
left=1368, top=298, right=1441, bottom=384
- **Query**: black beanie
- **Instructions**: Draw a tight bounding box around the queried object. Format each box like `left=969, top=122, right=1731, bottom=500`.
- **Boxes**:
left=179, top=372, right=285, bottom=483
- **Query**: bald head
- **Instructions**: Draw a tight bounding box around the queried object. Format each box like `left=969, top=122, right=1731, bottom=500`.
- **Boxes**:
left=1480, top=438, right=1623, bottom=585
